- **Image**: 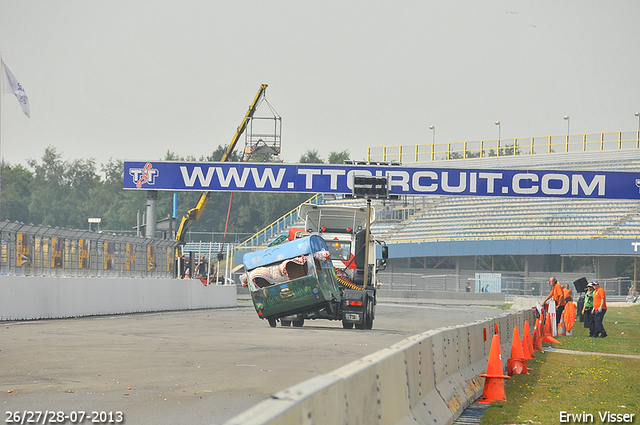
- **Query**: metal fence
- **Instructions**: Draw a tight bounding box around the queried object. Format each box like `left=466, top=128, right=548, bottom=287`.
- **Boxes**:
left=377, top=272, right=464, bottom=292
left=377, top=270, right=635, bottom=299
left=1, top=220, right=178, bottom=278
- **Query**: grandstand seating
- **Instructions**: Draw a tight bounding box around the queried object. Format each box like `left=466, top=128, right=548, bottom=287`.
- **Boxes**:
left=233, top=145, right=639, bottom=297
left=366, top=196, right=640, bottom=242
left=330, top=150, right=640, bottom=243
left=182, top=242, right=233, bottom=258
left=309, top=195, right=639, bottom=243
left=246, top=149, right=640, bottom=246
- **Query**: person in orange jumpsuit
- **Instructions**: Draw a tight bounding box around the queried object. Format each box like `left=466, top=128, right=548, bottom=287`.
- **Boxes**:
left=563, top=284, right=573, bottom=303
left=543, top=276, right=566, bottom=320
left=591, top=281, right=607, bottom=338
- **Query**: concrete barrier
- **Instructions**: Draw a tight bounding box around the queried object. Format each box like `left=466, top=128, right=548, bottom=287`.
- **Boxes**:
left=511, top=296, right=539, bottom=311
left=0, top=276, right=237, bottom=320
left=378, top=290, right=505, bottom=306
left=223, top=308, right=537, bottom=425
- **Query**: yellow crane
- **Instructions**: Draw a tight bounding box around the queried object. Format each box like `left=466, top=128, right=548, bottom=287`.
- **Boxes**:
left=175, top=84, right=268, bottom=257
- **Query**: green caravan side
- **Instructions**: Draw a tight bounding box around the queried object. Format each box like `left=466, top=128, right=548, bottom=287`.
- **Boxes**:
left=242, top=235, right=342, bottom=322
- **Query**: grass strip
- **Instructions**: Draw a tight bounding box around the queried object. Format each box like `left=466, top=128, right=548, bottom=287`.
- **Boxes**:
left=481, top=305, right=640, bottom=424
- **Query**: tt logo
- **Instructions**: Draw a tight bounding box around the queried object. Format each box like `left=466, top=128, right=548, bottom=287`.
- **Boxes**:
left=129, top=163, right=159, bottom=188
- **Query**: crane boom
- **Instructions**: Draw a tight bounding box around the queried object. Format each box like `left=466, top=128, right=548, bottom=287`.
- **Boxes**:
left=175, top=84, right=268, bottom=256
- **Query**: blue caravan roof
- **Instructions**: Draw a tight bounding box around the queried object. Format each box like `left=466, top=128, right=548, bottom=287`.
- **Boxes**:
left=243, top=235, right=328, bottom=271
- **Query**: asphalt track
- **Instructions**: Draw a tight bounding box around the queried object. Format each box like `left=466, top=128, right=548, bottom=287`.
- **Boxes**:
left=1, top=299, right=505, bottom=425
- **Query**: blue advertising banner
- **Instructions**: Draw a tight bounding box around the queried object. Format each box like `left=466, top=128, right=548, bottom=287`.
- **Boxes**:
left=124, top=161, right=640, bottom=200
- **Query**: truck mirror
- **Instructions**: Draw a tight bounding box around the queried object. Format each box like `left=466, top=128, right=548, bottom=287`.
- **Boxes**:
left=382, top=245, right=389, bottom=260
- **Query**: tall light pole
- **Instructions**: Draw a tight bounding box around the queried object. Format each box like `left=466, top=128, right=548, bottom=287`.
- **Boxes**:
left=633, top=112, right=640, bottom=147
left=429, top=125, right=435, bottom=144
left=564, top=115, right=570, bottom=135
left=495, top=121, right=501, bottom=140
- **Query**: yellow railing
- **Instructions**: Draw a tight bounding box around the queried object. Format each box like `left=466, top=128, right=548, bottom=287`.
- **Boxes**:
left=367, top=130, right=640, bottom=163
left=234, top=193, right=323, bottom=253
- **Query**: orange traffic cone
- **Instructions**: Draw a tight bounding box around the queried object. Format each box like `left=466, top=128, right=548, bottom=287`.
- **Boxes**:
left=507, top=326, right=528, bottom=375
left=543, top=312, right=552, bottom=335
left=533, top=319, right=543, bottom=351
left=478, top=334, right=510, bottom=403
left=522, top=320, right=535, bottom=361
left=542, top=313, right=561, bottom=344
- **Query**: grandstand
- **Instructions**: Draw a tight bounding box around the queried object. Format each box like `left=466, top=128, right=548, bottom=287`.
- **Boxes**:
left=371, top=197, right=640, bottom=241
left=237, top=137, right=640, bottom=298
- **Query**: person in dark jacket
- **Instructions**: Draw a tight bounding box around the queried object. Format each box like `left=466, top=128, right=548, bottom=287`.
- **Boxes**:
left=582, top=282, right=595, bottom=336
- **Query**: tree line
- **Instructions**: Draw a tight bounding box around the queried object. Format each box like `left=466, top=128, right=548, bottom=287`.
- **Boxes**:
left=0, top=146, right=350, bottom=240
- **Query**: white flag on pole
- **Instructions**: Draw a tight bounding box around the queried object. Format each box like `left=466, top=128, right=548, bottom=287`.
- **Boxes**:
left=1, top=60, right=31, bottom=118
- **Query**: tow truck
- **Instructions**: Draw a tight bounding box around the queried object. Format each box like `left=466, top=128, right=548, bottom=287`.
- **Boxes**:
left=242, top=203, right=387, bottom=329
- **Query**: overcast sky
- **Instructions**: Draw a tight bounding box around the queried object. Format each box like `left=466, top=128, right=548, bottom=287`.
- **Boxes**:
left=1, top=1, right=639, bottom=168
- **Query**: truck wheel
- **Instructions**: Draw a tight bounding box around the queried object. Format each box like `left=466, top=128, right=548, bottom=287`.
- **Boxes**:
left=354, top=299, right=372, bottom=330
left=292, top=318, right=304, bottom=327
left=342, top=321, right=354, bottom=329
left=365, top=316, right=373, bottom=329
left=281, top=320, right=291, bottom=327
left=365, top=318, right=373, bottom=329
left=365, top=301, right=374, bottom=330
left=268, top=318, right=277, bottom=328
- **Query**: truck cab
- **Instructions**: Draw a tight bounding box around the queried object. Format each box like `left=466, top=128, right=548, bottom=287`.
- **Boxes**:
left=298, top=203, right=378, bottom=287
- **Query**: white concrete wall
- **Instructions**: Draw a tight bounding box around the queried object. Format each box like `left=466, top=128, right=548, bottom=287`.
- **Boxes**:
left=223, top=308, right=536, bottom=425
left=0, top=276, right=237, bottom=320
left=378, top=289, right=505, bottom=305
